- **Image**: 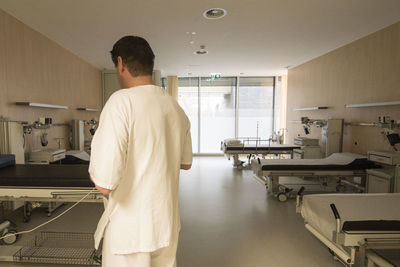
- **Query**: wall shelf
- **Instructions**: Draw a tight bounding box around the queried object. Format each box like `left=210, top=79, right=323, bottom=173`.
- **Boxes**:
left=16, top=102, right=68, bottom=109
left=293, top=106, right=328, bottom=111
left=77, top=108, right=99, bottom=112
left=345, top=101, right=400, bottom=108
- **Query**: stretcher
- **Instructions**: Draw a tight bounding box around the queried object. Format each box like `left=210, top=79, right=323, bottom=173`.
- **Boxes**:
left=221, top=138, right=300, bottom=169
left=297, top=192, right=400, bottom=266
left=252, top=153, right=378, bottom=201
left=0, top=164, right=102, bottom=243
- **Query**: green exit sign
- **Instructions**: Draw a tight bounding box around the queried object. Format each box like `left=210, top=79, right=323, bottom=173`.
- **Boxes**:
left=210, top=73, right=221, bottom=79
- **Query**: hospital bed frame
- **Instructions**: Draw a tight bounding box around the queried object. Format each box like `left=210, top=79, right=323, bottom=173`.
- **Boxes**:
left=296, top=191, right=400, bottom=267
left=252, top=158, right=368, bottom=202
left=0, top=188, right=103, bottom=221
left=221, top=138, right=300, bottom=169
left=0, top=165, right=103, bottom=243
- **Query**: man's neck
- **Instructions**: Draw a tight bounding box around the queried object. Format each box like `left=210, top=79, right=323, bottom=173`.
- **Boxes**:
left=123, top=75, right=154, bottom=88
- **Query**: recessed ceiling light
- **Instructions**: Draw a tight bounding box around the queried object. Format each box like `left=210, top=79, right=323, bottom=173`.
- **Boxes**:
left=203, top=8, right=227, bottom=20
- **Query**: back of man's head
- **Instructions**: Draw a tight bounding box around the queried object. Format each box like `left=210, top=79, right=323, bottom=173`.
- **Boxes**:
left=110, top=36, right=155, bottom=77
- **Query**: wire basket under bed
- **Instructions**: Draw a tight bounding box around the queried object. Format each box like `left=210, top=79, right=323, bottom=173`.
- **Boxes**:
left=13, top=231, right=100, bottom=265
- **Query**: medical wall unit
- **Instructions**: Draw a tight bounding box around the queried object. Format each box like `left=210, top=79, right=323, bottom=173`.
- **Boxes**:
left=0, top=121, right=25, bottom=164
left=366, top=150, right=400, bottom=193
left=299, top=117, right=344, bottom=157
left=69, top=119, right=97, bottom=153
left=321, top=119, right=344, bottom=157
left=293, top=137, right=321, bottom=159
left=70, top=120, right=85, bottom=151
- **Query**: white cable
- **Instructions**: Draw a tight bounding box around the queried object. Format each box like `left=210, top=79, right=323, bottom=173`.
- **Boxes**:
left=0, top=188, right=98, bottom=241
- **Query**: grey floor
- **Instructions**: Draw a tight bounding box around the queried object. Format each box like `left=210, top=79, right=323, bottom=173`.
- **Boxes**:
left=1, top=157, right=341, bottom=267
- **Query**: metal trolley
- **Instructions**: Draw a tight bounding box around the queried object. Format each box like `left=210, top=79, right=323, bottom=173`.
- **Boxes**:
left=11, top=231, right=100, bottom=265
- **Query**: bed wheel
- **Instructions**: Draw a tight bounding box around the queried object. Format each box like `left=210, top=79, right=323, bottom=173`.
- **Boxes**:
left=278, top=185, right=286, bottom=191
left=1, top=230, right=19, bottom=245
left=277, top=193, right=288, bottom=202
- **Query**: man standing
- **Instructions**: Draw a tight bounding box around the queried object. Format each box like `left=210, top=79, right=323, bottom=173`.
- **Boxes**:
left=89, top=36, right=192, bottom=267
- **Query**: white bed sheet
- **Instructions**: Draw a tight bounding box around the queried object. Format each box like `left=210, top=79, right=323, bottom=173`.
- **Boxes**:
left=259, top=153, right=365, bottom=166
left=301, top=193, right=400, bottom=241
left=223, top=138, right=243, bottom=146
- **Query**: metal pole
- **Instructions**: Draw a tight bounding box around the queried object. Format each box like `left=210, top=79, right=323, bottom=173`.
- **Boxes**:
left=256, top=121, right=259, bottom=148
left=198, top=77, right=201, bottom=153
left=272, top=76, right=276, bottom=134
left=235, top=76, right=240, bottom=138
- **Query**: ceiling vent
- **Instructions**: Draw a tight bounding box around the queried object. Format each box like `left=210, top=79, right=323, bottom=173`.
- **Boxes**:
left=194, top=45, right=208, bottom=55
left=203, top=8, right=227, bottom=20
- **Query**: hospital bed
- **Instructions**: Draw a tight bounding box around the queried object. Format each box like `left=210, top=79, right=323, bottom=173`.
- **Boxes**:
left=252, top=153, right=378, bottom=201
left=0, top=164, right=102, bottom=243
left=297, top=192, right=400, bottom=266
left=221, top=138, right=300, bottom=169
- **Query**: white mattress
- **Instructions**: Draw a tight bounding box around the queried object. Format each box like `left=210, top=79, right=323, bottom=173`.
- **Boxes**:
left=301, top=193, right=400, bottom=241
left=259, top=153, right=364, bottom=166
left=223, top=138, right=243, bottom=146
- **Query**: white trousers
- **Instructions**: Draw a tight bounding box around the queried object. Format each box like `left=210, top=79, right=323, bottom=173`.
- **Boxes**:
left=102, top=226, right=178, bottom=267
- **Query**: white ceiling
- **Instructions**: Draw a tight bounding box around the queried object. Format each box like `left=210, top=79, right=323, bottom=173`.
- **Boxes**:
left=1, top=0, right=400, bottom=77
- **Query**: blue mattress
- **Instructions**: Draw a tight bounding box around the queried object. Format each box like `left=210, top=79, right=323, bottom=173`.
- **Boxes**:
left=0, top=154, right=16, bottom=168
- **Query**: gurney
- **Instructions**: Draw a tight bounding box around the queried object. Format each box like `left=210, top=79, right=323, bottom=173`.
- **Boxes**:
left=0, top=164, right=102, bottom=238
left=297, top=192, right=400, bottom=266
left=252, top=153, right=378, bottom=201
left=0, top=163, right=104, bottom=265
left=221, top=138, right=300, bottom=169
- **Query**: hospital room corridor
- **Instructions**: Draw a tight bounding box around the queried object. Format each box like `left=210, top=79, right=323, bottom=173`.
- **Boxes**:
left=3, top=157, right=341, bottom=267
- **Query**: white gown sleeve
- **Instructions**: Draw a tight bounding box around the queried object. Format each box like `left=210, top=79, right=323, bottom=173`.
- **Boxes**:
left=89, top=93, right=129, bottom=190
left=181, top=121, right=193, bottom=165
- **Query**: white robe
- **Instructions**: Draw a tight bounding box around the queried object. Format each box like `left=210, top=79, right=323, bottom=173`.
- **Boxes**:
left=89, top=85, right=192, bottom=254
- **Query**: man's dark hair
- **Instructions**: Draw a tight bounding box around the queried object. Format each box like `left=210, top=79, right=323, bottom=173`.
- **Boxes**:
left=110, top=36, right=155, bottom=77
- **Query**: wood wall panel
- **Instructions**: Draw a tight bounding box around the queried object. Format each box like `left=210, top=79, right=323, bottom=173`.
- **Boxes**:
left=286, top=21, right=400, bottom=155
left=0, top=9, right=102, bottom=152
left=0, top=12, right=6, bottom=117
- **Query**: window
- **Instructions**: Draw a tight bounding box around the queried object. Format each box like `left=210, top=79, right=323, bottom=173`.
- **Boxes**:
left=177, top=78, right=199, bottom=153
left=177, top=76, right=277, bottom=154
left=238, top=77, right=274, bottom=139
left=200, top=77, right=236, bottom=153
